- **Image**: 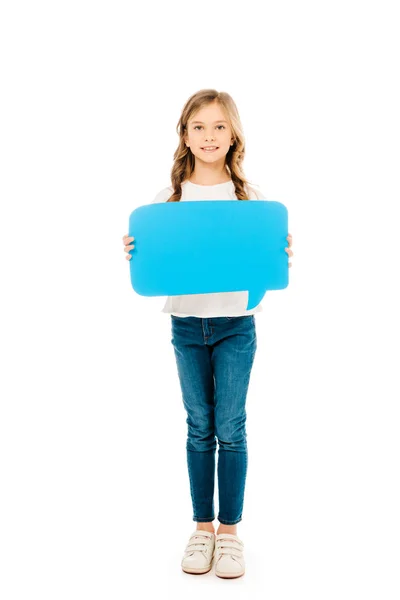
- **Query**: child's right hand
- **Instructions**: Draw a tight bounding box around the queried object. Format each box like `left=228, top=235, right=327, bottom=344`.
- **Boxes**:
left=122, top=234, right=135, bottom=260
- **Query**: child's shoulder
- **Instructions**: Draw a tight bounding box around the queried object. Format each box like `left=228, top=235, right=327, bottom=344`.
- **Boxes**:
left=246, top=183, right=267, bottom=201
left=151, top=185, right=174, bottom=204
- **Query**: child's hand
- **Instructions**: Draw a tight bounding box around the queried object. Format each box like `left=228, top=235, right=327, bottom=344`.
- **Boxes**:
left=285, top=233, right=293, bottom=267
left=122, top=234, right=135, bottom=260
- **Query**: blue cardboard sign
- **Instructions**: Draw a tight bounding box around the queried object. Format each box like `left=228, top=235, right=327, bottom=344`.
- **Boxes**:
left=128, top=200, right=288, bottom=310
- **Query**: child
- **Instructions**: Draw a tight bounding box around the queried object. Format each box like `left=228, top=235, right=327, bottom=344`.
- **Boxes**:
left=122, top=89, right=293, bottom=578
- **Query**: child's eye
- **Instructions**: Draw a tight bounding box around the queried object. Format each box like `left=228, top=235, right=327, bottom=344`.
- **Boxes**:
left=193, top=125, right=225, bottom=130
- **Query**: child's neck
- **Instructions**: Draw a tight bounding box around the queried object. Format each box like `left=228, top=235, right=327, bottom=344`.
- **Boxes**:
left=188, top=165, right=231, bottom=186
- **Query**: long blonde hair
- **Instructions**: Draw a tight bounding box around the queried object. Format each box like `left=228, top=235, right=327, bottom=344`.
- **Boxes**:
left=167, top=89, right=256, bottom=202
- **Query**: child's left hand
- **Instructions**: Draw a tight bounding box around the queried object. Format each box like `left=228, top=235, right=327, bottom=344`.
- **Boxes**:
left=285, top=234, right=293, bottom=267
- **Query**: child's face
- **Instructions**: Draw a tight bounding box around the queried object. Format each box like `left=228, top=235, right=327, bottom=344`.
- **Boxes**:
left=185, top=102, right=234, bottom=163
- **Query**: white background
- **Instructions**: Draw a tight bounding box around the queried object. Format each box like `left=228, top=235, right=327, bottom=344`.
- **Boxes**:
left=1, top=1, right=399, bottom=599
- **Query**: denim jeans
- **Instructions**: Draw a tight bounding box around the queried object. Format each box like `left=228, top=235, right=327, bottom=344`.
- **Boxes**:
left=170, top=315, right=257, bottom=525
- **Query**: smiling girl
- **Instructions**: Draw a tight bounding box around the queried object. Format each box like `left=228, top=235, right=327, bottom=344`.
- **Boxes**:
left=122, top=89, right=293, bottom=578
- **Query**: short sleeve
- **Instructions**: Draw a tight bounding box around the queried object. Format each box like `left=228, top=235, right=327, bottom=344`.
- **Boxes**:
left=151, top=186, right=174, bottom=204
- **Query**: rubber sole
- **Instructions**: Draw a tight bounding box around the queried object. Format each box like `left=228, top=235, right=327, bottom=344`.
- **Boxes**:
left=182, top=565, right=212, bottom=574
left=215, top=569, right=245, bottom=578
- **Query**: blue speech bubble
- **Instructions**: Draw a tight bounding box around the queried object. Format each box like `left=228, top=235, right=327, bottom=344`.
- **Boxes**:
left=128, top=200, right=288, bottom=310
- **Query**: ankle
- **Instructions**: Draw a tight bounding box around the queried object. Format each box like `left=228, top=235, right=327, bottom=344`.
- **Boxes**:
left=217, top=524, right=237, bottom=536
left=196, top=522, right=215, bottom=534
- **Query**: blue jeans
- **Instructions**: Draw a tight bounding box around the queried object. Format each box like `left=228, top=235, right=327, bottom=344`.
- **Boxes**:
left=170, top=315, right=257, bottom=525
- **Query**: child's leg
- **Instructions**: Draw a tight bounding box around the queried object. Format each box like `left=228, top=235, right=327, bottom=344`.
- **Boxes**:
left=211, top=316, right=257, bottom=528
left=170, top=316, right=217, bottom=525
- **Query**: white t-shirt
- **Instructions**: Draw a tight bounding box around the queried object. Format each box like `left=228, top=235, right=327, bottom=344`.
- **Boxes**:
left=151, top=179, right=267, bottom=318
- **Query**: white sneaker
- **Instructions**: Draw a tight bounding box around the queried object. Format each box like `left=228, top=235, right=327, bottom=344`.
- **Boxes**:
left=214, top=532, right=245, bottom=578
left=181, top=530, right=216, bottom=574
